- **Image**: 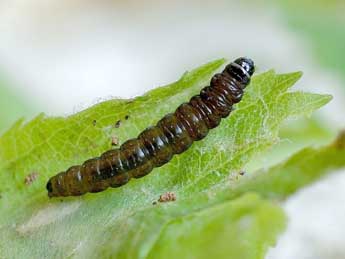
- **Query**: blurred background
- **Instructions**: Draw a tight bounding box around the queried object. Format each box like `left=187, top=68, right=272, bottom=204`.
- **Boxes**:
left=0, top=0, right=344, bottom=258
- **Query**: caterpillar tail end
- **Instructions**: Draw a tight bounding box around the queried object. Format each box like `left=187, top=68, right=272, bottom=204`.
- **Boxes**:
left=46, top=180, right=55, bottom=198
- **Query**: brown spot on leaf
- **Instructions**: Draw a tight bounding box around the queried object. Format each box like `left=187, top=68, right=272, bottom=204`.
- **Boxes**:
left=158, top=192, right=176, bottom=203
left=333, top=130, right=345, bottom=150
left=24, top=172, right=39, bottom=186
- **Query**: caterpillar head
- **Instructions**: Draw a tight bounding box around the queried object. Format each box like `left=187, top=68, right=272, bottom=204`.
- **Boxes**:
left=225, top=57, right=255, bottom=86
left=234, top=57, right=255, bottom=77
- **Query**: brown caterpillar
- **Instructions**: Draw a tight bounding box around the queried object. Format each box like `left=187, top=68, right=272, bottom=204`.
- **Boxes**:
left=46, top=57, right=255, bottom=197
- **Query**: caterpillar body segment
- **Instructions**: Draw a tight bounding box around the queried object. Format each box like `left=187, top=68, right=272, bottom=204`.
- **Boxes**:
left=46, top=57, right=255, bottom=197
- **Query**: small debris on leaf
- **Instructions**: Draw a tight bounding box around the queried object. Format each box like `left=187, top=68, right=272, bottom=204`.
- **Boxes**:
left=239, top=170, right=246, bottom=176
left=158, top=192, right=176, bottom=203
left=115, top=120, right=122, bottom=128
left=125, top=115, right=130, bottom=120
left=24, top=172, right=39, bottom=185
left=111, top=136, right=119, bottom=146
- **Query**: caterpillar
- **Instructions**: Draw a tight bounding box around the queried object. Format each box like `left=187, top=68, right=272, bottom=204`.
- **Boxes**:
left=46, top=57, right=255, bottom=197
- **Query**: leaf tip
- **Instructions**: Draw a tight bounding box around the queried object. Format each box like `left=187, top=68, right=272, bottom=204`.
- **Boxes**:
left=316, top=93, right=333, bottom=107
left=323, top=94, right=333, bottom=103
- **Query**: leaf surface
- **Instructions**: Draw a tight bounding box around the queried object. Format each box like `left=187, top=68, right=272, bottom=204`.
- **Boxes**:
left=0, top=59, right=333, bottom=258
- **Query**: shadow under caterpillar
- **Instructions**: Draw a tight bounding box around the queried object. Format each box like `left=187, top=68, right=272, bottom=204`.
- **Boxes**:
left=46, top=57, right=255, bottom=197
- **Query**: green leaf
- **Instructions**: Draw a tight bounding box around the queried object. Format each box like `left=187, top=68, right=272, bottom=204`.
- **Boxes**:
left=0, top=59, right=333, bottom=258
left=147, top=193, right=286, bottom=259
left=227, top=131, right=345, bottom=200
left=246, top=115, right=335, bottom=172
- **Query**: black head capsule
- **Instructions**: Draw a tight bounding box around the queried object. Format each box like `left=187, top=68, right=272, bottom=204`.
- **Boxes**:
left=225, top=57, right=255, bottom=86
left=234, top=57, right=255, bottom=76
